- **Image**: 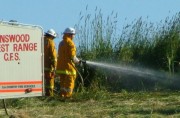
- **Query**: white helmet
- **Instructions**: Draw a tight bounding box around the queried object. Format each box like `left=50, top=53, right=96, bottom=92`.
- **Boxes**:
left=46, top=29, right=57, bottom=38
left=63, top=27, right=76, bottom=34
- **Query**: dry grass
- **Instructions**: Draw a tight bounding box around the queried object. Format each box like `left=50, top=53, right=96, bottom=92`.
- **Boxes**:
left=1, top=91, right=180, bottom=118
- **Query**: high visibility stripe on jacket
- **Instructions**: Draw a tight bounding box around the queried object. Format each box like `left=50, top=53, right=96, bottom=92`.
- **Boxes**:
left=56, top=35, right=77, bottom=75
left=44, top=67, right=56, bottom=72
left=61, top=87, right=72, bottom=93
left=45, top=85, right=54, bottom=89
left=56, top=70, right=76, bottom=75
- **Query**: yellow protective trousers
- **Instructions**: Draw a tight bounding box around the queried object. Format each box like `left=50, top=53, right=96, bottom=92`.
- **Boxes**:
left=45, top=72, right=55, bottom=96
left=59, top=74, right=76, bottom=98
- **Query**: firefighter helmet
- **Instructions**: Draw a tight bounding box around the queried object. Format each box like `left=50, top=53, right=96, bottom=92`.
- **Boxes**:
left=46, top=29, right=57, bottom=38
left=63, top=27, right=76, bottom=34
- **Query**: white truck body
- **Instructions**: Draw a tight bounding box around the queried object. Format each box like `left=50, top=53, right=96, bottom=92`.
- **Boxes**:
left=0, top=21, right=44, bottom=99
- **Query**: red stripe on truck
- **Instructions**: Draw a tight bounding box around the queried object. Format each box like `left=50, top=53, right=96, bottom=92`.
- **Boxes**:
left=0, top=88, right=42, bottom=92
left=0, top=81, right=42, bottom=85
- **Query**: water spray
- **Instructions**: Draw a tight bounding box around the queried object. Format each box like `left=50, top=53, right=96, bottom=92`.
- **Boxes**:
left=85, top=61, right=171, bottom=80
left=73, top=60, right=180, bottom=91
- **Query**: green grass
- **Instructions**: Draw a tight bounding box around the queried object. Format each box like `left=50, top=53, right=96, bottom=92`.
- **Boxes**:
left=1, top=91, right=180, bottom=118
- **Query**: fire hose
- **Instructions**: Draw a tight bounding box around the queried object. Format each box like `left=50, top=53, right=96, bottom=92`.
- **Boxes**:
left=71, top=60, right=87, bottom=87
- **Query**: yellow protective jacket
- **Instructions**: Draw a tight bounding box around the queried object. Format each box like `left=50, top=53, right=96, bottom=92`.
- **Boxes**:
left=44, top=36, right=57, bottom=72
left=56, top=35, right=76, bottom=75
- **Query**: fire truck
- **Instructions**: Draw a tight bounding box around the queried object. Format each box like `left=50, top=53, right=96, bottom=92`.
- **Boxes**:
left=0, top=20, right=44, bottom=99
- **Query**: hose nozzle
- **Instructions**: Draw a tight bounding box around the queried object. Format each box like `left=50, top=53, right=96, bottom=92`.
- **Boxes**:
left=80, top=60, right=86, bottom=65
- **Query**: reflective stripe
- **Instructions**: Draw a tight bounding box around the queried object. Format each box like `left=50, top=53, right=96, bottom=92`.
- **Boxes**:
left=61, top=87, right=72, bottom=92
left=44, top=67, right=51, bottom=71
left=56, top=70, right=76, bottom=75
left=46, top=86, right=54, bottom=89
left=44, top=67, right=55, bottom=72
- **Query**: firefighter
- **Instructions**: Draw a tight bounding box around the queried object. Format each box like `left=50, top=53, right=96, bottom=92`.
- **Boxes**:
left=56, top=27, right=81, bottom=98
left=44, top=29, right=57, bottom=96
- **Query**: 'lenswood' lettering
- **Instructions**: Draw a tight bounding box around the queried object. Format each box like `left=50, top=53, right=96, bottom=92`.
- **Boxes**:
left=0, top=34, right=30, bottom=43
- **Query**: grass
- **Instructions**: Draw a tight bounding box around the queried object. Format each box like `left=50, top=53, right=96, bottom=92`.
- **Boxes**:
left=1, top=91, right=180, bottom=118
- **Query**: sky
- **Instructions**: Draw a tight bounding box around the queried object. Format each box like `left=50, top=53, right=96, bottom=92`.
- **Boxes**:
left=1, top=0, right=180, bottom=45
